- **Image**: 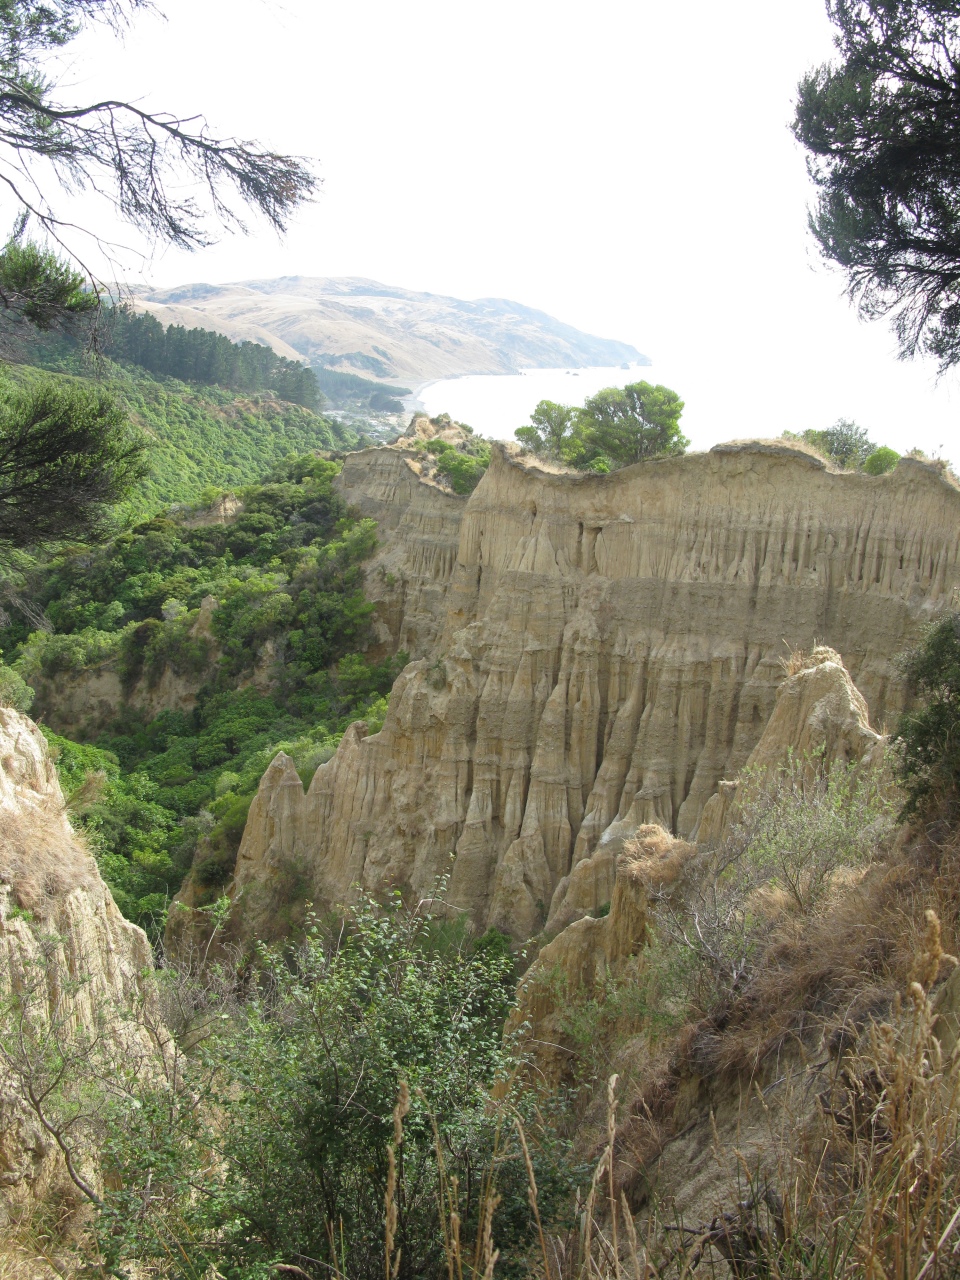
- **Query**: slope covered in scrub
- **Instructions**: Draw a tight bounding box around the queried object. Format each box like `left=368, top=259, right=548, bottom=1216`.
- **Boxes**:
left=4, top=358, right=360, bottom=518
left=3, top=454, right=402, bottom=933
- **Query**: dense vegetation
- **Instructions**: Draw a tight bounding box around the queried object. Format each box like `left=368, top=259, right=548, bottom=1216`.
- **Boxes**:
left=6, top=359, right=360, bottom=516
left=105, top=307, right=324, bottom=408
left=2, top=889, right=578, bottom=1280
left=5, top=454, right=400, bottom=931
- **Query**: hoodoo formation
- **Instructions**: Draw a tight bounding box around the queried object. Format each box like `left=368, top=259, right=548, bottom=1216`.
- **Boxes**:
left=210, top=439, right=960, bottom=946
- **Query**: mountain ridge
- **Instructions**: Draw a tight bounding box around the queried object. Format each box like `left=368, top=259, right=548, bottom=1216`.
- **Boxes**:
left=129, top=275, right=648, bottom=386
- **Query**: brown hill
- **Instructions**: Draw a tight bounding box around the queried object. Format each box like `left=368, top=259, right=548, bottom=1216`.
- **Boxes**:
left=130, top=276, right=647, bottom=385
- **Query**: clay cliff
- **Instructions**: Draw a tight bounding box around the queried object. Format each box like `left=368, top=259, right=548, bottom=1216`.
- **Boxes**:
left=0, top=708, right=162, bottom=1242
left=335, top=438, right=467, bottom=660
left=506, top=644, right=888, bottom=1085
left=215, top=441, right=960, bottom=946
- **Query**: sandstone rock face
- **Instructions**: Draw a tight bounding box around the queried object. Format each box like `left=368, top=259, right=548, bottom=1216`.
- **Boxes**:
left=0, top=709, right=161, bottom=1231
left=228, top=442, right=960, bottom=945
left=695, top=645, right=887, bottom=847
left=180, top=492, right=244, bottom=527
left=335, top=445, right=465, bottom=659
left=501, top=827, right=674, bottom=1087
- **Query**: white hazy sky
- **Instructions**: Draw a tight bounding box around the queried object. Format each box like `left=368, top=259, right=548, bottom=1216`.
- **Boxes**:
left=15, top=0, right=960, bottom=461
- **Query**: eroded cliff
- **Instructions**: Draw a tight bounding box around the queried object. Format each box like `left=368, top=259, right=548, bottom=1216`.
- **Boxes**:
left=220, top=441, right=960, bottom=945
left=0, top=709, right=162, bottom=1244
left=335, top=443, right=466, bottom=660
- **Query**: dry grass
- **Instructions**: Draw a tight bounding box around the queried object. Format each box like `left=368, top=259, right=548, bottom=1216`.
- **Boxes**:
left=0, top=1190, right=91, bottom=1280
left=777, top=643, right=837, bottom=679
left=622, top=826, right=698, bottom=893
left=516, top=917, right=960, bottom=1279
left=527, top=791, right=960, bottom=1276
left=0, top=805, right=97, bottom=917
left=675, top=830, right=956, bottom=1083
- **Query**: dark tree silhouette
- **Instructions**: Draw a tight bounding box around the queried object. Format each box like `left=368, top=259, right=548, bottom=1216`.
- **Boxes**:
left=0, top=379, right=146, bottom=549
left=0, top=1, right=317, bottom=256
left=794, top=1, right=960, bottom=369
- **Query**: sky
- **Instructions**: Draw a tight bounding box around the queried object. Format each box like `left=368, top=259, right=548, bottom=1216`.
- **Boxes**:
left=13, top=0, right=960, bottom=462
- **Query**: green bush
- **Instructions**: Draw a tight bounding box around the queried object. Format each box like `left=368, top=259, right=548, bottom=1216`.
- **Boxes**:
left=41, top=728, right=186, bottom=930
left=89, top=893, right=576, bottom=1279
left=15, top=624, right=128, bottom=679
left=10, top=455, right=407, bottom=931
left=895, top=611, right=960, bottom=817
left=434, top=447, right=489, bottom=494
left=863, top=445, right=900, bottom=475
left=0, top=661, right=33, bottom=711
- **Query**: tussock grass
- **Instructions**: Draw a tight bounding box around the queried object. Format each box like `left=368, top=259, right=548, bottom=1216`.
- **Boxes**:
left=0, top=804, right=97, bottom=916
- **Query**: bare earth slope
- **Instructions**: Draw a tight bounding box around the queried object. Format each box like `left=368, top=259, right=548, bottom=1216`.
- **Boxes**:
left=132, top=277, right=647, bottom=384
left=206, top=440, right=960, bottom=948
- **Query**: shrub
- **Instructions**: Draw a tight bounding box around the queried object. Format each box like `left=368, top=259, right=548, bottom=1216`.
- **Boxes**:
left=434, top=445, right=490, bottom=494
left=645, top=752, right=896, bottom=1009
left=896, top=610, right=960, bottom=817
left=15, top=624, right=128, bottom=679
left=863, top=444, right=899, bottom=475
left=83, top=892, right=576, bottom=1279
left=0, top=661, right=33, bottom=711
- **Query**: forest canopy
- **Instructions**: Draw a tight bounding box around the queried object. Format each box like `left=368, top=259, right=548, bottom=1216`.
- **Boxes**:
left=104, top=307, right=323, bottom=409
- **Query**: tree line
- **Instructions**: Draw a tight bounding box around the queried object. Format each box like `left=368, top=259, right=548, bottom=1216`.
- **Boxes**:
left=106, top=307, right=324, bottom=409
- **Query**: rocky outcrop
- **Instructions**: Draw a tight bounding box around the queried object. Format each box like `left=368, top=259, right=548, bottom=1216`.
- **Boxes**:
left=547, top=644, right=889, bottom=934
left=0, top=709, right=162, bottom=1235
left=505, top=647, right=889, bottom=1089
left=502, top=827, right=673, bottom=1086
left=695, top=644, right=887, bottom=847
left=223, top=442, right=960, bottom=946
left=179, top=492, right=244, bottom=527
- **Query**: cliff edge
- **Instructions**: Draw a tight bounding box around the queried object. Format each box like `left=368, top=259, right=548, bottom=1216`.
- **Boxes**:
left=204, top=441, right=960, bottom=946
